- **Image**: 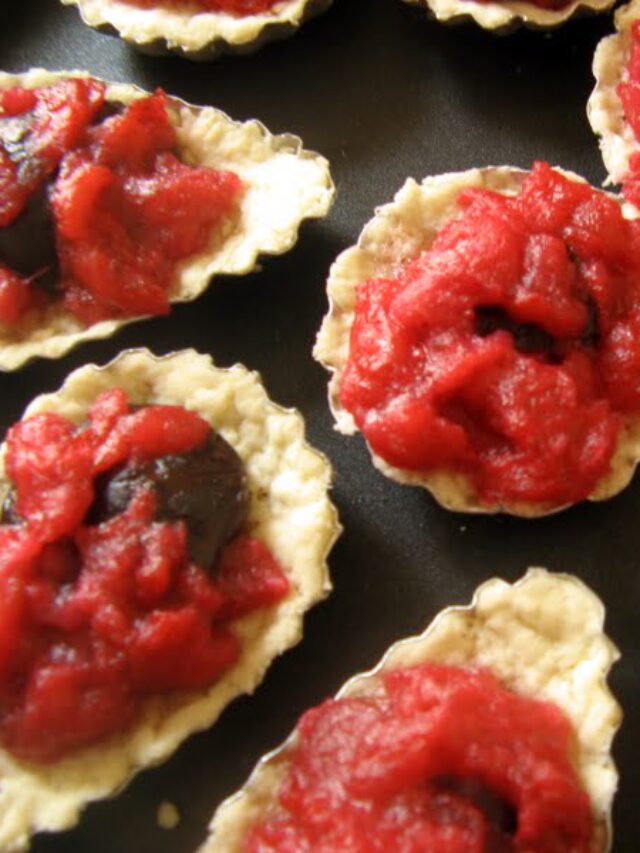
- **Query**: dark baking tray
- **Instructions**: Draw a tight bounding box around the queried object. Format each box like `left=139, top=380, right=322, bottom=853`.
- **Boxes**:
left=1, top=0, right=638, bottom=850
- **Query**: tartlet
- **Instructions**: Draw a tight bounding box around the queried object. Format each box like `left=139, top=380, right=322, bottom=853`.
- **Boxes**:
left=589, top=0, right=640, bottom=196
left=0, top=69, right=335, bottom=371
left=203, top=568, right=621, bottom=852
left=59, top=0, right=333, bottom=59
left=314, top=165, right=640, bottom=517
left=0, top=348, right=340, bottom=851
left=400, top=0, right=614, bottom=32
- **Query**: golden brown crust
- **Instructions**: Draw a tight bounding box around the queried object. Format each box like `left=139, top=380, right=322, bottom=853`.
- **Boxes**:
left=59, top=0, right=333, bottom=58
left=203, top=569, right=621, bottom=853
left=314, top=165, right=640, bottom=516
left=0, top=69, right=335, bottom=371
left=0, top=348, right=341, bottom=851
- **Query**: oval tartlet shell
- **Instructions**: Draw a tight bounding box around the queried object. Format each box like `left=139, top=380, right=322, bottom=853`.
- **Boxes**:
left=0, top=347, right=340, bottom=852
left=0, top=69, right=335, bottom=371
left=314, top=165, right=640, bottom=517
left=589, top=0, right=640, bottom=192
left=203, top=568, right=621, bottom=853
left=400, top=0, right=614, bottom=33
left=59, top=0, right=333, bottom=59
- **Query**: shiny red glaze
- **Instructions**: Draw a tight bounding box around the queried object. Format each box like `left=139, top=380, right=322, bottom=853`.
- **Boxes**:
left=0, top=390, right=289, bottom=762
left=120, top=0, right=281, bottom=15
left=0, top=81, right=242, bottom=324
left=246, top=663, right=593, bottom=853
left=340, top=162, right=640, bottom=506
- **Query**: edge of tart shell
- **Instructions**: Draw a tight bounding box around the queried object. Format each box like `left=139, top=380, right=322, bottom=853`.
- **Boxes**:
left=400, top=0, right=615, bottom=33
left=313, top=165, right=640, bottom=517
left=588, top=0, right=640, bottom=201
left=58, top=0, right=333, bottom=59
left=0, top=347, right=341, bottom=852
left=202, top=568, right=621, bottom=853
left=0, top=68, right=335, bottom=371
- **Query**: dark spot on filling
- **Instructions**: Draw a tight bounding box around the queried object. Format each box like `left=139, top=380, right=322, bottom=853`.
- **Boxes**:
left=91, top=100, right=125, bottom=126
left=581, top=296, right=600, bottom=349
left=435, top=775, right=517, bottom=851
left=90, top=432, right=250, bottom=570
left=475, top=305, right=560, bottom=361
left=0, top=181, right=58, bottom=287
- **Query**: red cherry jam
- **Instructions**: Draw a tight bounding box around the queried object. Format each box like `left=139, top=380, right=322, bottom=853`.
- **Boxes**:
left=616, top=20, right=640, bottom=206
left=120, top=0, right=282, bottom=14
left=246, top=663, right=593, bottom=852
left=0, top=390, right=288, bottom=763
left=0, top=78, right=242, bottom=325
left=340, top=162, right=640, bottom=507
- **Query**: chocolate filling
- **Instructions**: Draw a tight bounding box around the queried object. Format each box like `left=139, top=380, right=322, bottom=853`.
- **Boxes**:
left=90, top=432, right=250, bottom=570
left=3, top=428, right=250, bottom=570
left=0, top=182, right=58, bottom=288
left=0, top=99, right=124, bottom=289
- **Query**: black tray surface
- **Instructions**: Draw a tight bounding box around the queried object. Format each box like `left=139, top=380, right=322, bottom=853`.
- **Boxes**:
left=1, top=1, right=638, bottom=850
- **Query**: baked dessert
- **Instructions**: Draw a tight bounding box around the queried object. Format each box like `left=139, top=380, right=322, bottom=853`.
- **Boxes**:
left=0, top=69, right=334, bottom=370
left=203, top=569, right=621, bottom=852
left=589, top=0, right=640, bottom=208
left=0, top=348, right=340, bottom=850
left=400, top=0, right=614, bottom=31
left=315, top=162, right=640, bottom=516
left=59, top=0, right=333, bottom=59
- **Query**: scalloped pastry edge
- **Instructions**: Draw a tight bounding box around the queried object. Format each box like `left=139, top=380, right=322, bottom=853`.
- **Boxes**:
left=203, top=568, right=621, bottom=852
left=0, top=69, right=335, bottom=371
left=400, top=0, right=614, bottom=33
left=59, top=0, right=333, bottom=58
left=313, top=165, right=640, bottom=517
left=589, top=0, right=640, bottom=194
left=0, top=347, right=341, bottom=852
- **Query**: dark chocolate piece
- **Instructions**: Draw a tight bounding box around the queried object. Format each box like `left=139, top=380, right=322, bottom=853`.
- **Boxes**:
left=91, top=432, right=250, bottom=569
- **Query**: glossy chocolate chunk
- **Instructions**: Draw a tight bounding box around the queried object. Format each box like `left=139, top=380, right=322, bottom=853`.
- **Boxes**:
left=92, top=432, right=250, bottom=569
left=0, top=182, right=58, bottom=286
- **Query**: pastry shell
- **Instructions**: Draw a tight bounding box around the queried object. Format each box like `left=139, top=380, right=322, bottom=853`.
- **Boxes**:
left=0, top=347, right=340, bottom=851
left=400, top=0, right=614, bottom=32
left=314, top=165, right=640, bottom=517
left=59, top=0, right=333, bottom=59
left=589, top=0, right=640, bottom=194
left=202, top=568, right=621, bottom=852
left=0, top=69, right=335, bottom=371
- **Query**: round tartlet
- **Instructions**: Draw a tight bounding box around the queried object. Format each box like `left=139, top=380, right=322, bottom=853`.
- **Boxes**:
left=0, top=347, right=340, bottom=852
left=589, top=0, right=640, bottom=195
left=202, top=568, right=621, bottom=852
left=59, top=0, right=333, bottom=59
left=314, top=165, right=640, bottom=517
left=0, top=69, right=335, bottom=371
left=400, top=0, right=614, bottom=31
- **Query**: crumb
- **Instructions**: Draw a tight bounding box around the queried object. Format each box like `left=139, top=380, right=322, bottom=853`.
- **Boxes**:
left=157, top=800, right=181, bottom=830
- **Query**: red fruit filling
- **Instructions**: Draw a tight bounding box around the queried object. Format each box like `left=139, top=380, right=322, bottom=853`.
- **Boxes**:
left=0, top=78, right=242, bottom=326
left=245, top=663, right=593, bottom=853
left=339, top=161, right=640, bottom=507
left=0, top=389, right=289, bottom=763
left=616, top=20, right=640, bottom=206
left=119, top=0, right=282, bottom=15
